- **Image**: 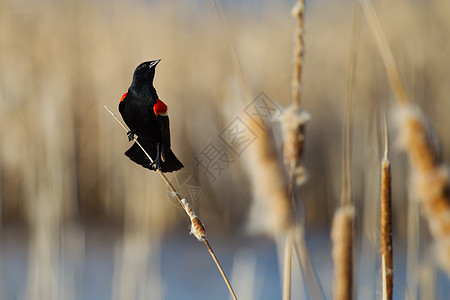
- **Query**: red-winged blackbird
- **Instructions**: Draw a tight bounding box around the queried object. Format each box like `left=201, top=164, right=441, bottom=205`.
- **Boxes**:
left=119, top=59, right=183, bottom=172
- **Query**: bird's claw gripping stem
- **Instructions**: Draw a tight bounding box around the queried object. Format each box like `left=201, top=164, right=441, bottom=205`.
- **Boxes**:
left=149, top=159, right=161, bottom=171
left=150, top=160, right=161, bottom=171
left=149, top=143, right=162, bottom=171
left=126, top=131, right=135, bottom=142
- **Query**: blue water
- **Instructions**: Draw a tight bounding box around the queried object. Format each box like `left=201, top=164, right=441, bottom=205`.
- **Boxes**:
left=0, top=226, right=448, bottom=300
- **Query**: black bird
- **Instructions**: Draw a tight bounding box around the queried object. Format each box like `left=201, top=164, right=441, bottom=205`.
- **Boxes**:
left=119, top=59, right=183, bottom=172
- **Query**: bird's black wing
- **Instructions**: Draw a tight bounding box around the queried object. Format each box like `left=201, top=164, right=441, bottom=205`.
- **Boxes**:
left=119, top=99, right=125, bottom=115
left=157, top=115, right=171, bottom=162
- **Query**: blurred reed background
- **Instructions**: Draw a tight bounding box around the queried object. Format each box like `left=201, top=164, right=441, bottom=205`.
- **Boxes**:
left=0, top=0, right=449, bottom=299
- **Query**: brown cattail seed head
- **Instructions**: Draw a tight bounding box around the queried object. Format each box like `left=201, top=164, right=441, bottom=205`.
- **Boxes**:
left=291, top=0, right=304, bottom=17
left=395, top=105, right=450, bottom=274
left=291, top=0, right=304, bottom=108
left=181, top=198, right=206, bottom=241
left=244, top=119, right=294, bottom=236
left=381, top=158, right=393, bottom=300
left=190, top=217, right=206, bottom=241
left=331, top=205, right=354, bottom=300
left=279, top=105, right=311, bottom=186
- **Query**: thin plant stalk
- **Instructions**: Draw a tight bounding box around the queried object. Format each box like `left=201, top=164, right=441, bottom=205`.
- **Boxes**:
left=360, top=0, right=408, bottom=105
left=331, top=2, right=359, bottom=300
left=208, top=0, right=252, bottom=105
left=292, top=227, right=325, bottom=300
left=104, top=106, right=238, bottom=300
left=405, top=197, right=420, bottom=300
left=381, top=255, right=387, bottom=300
left=282, top=232, right=292, bottom=300
left=341, top=0, right=360, bottom=207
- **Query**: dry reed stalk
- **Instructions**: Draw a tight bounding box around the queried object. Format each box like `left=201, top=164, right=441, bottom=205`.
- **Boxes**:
left=340, top=0, right=360, bottom=209
left=283, top=232, right=293, bottom=300
left=340, top=0, right=359, bottom=207
left=405, top=196, right=420, bottom=300
left=292, top=226, right=325, bottom=300
left=421, top=247, right=436, bottom=300
left=359, top=117, right=379, bottom=300
left=380, top=127, right=393, bottom=300
left=331, top=205, right=355, bottom=300
left=104, top=106, right=238, bottom=300
left=208, top=0, right=253, bottom=105
left=360, top=0, right=408, bottom=105
left=381, top=255, right=387, bottom=300
left=396, top=106, right=450, bottom=275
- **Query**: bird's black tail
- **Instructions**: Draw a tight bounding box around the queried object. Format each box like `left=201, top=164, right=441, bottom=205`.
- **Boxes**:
left=162, top=148, right=184, bottom=172
left=124, top=140, right=183, bottom=173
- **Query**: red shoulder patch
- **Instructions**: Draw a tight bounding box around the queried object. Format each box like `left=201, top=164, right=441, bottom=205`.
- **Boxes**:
left=153, top=99, right=168, bottom=116
left=120, top=92, right=128, bottom=102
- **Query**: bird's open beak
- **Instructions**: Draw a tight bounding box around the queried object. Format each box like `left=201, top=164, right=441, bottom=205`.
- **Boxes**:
left=149, top=59, right=161, bottom=69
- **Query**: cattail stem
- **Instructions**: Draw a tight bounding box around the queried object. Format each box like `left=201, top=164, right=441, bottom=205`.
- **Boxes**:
left=202, top=238, right=238, bottom=300
left=104, top=106, right=238, bottom=300
left=292, top=227, right=325, bottom=300
left=340, top=0, right=359, bottom=207
left=282, top=232, right=292, bottom=300
left=381, top=255, right=388, bottom=300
